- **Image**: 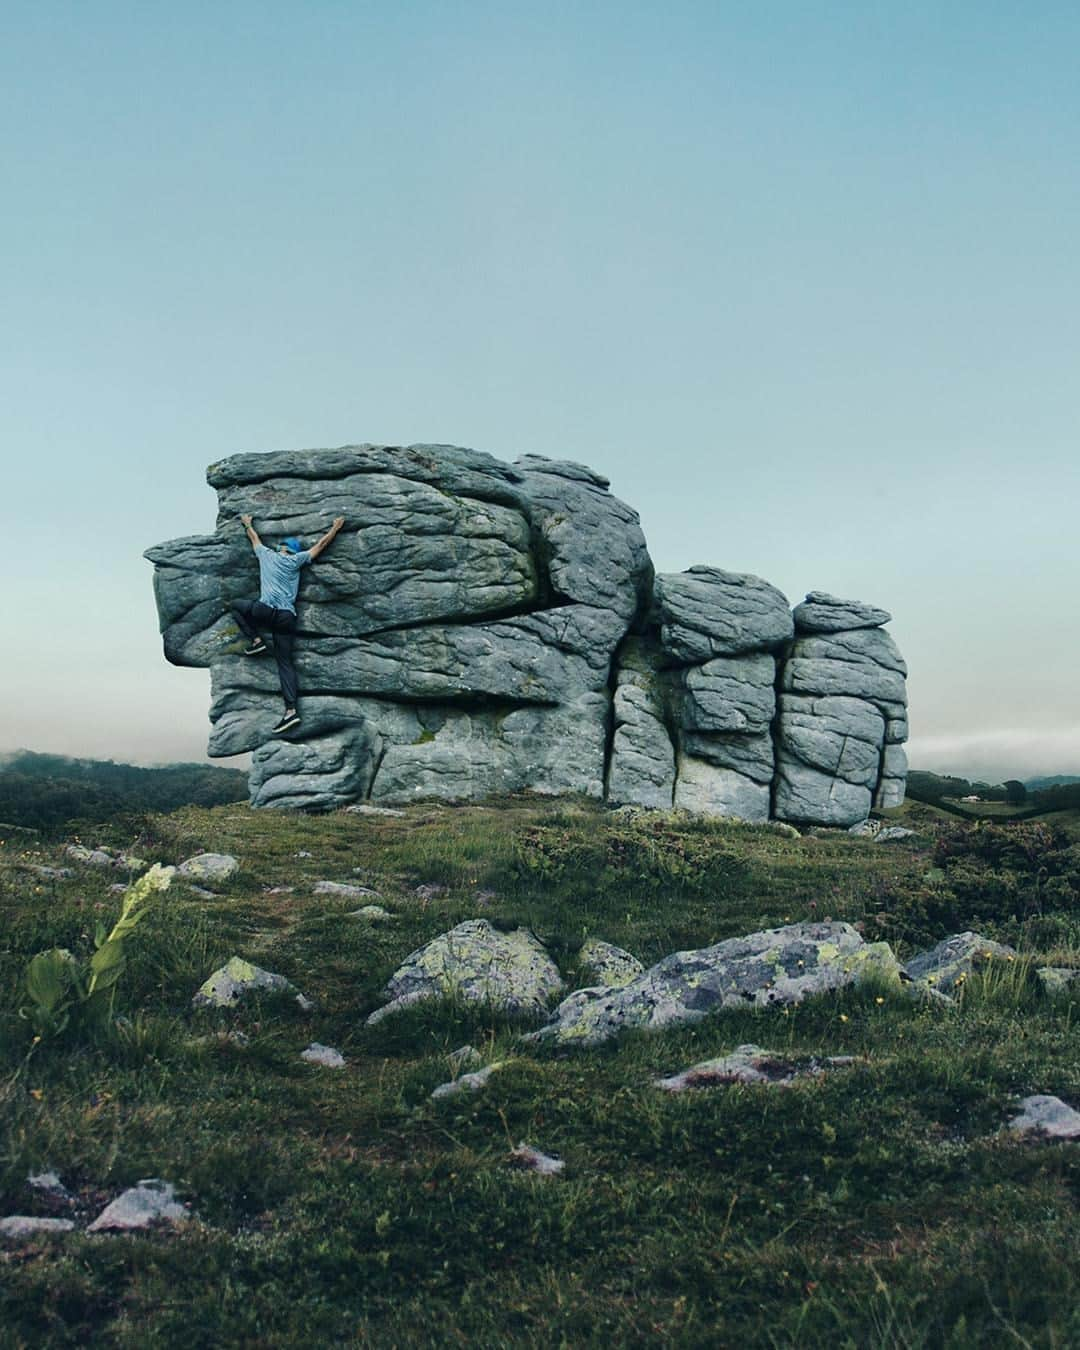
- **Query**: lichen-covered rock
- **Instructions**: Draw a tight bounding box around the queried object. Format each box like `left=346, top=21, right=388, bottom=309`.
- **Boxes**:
left=576, top=938, right=644, bottom=989
left=365, top=919, right=564, bottom=1024
left=65, top=845, right=116, bottom=869
left=348, top=905, right=394, bottom=922
left=193, top=956, right=313, bottom=1011
left=903, top=932, right=1017, bottom=995
left=526, top=922, right=903, bottom=1046
left=147, top=443, right=909, bottom=824
left=1035, top=967, right=1080, bottom=995
left=176, top=852, right=239, bottom=883
left=655, top=1044, right=864, bottom=1092
left=87, top=1179, right=189, bottom=1232
left=1004, top=1095, right=1080, bottom=1140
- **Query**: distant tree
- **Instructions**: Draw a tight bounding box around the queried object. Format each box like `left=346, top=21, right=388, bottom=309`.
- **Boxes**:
left=1003, top=779, right=1028, bottom=806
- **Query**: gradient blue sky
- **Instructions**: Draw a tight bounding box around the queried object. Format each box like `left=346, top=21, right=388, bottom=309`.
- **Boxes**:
left=4, top=2, right=1079, bottom=779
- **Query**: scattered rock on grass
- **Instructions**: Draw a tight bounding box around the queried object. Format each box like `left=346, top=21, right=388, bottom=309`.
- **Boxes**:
left=527, top=921, right=902, bottom=1047
left=87, top=1179, right=189, bottom=1232
left=27, top=865, right=74, bottom=880
left=366, top=919, right=564, bottom=1025
left=345, top=804, right=405, bottom=818
left=431, top=1062, right=508, bottom=1099
left=576, top=938, right=644, bottom=989
left=448, top=1044, right=482, bottom=1069
left=0, top=1216, right=76, bottom=1238
left=193, top=957, right=314, bottom=1012
left=876, top=827, right=915, bottom=843
left=177, top=852, right=239, bottom=883
left=1004, top=1095, right=1080, bottom=1141
left=348, top=905, right=394, bottom=922
left=903, top=932, right=1017, bottom=996
left=314, top=880, right=379, bottom=898
left=27, top=1171, right=73, bottom=1203
left=655, top=1043, right=863, bottom=1092
left=301, top=1043, right=346, bottom=1068
left=1035, top=967, right=1080, bottom=995
left=509, top=1144, right=564, bottom=1176
left=65, top=845, right=115, bottom=868
left=414, top=883, right=448, bottom=901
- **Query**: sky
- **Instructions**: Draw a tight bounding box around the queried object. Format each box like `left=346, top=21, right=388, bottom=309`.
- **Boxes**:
left=3, top=2, right=1079, bottom=782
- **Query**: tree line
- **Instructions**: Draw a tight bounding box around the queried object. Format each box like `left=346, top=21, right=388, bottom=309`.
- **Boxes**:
left=0, top=751, right=247, bottom=834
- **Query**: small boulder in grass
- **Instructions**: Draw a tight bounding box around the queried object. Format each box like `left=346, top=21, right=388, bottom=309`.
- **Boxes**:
left=315, top=881, right=380, bottom=898
left=0, top=1216, right=76, bottom=1238
left=348, top=905, right=394, bottom=922
left=876, top=827, right=915, bottom=843
left=903, top=932, right=1018, bottom=996
left=301, top=1043, right=346, bottom=1069
left=509, top=1144, right=564, bottom=1176
left=431, top=1062, right=508, bottom=1100
left=1004, top=1095, right=1080, bottom=1141
left=176, top=853, right=239, bottom=883
left=193, top=957, right=314, bottom=1012
left=655, top=1043, right=864, bottom=1093
left=66, top=845, right=115, bottom=868
left=27, top=1170, right=73, bottom=1204
left=1035, top=967, right=1080, bottom=996
left=87, top=1179, right=189, bottom=1232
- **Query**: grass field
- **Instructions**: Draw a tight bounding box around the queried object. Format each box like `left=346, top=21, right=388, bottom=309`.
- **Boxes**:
left=2, top=798, right=1078, bottom=1347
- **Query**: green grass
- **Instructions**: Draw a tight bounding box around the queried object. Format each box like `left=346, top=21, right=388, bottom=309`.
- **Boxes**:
left=1, top=798, right=1078, bottom=1348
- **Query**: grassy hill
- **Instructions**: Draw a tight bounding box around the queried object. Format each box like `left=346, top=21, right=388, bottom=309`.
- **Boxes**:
left=1, top=798, right=1078, bottom=1346
left=0, top=751, right=248, bottom=835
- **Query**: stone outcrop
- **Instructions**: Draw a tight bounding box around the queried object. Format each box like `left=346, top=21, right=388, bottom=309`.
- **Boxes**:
left=147, top=444, right=908, bottom=823
left=525, top=921, right=904, bottom=1047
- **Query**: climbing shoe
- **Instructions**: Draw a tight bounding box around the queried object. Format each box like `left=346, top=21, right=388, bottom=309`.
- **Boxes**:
left=271, top=712, right=301, bottom=735
left=243, top=640, right=269, bottom=656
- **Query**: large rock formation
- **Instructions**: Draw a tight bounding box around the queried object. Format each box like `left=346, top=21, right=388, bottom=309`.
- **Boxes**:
left=146, top=444, right=908, bottom=822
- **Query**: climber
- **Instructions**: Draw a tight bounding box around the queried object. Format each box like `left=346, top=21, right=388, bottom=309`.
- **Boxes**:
left=232, top=513, right=346, bottom=735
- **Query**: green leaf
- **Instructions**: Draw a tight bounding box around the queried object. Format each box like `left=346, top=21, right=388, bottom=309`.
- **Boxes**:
left=25, top=949, right=78, bottom=1014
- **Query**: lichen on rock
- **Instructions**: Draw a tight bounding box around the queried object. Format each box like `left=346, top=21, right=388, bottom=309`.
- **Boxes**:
left=366, top=919, right=565, bottom=1024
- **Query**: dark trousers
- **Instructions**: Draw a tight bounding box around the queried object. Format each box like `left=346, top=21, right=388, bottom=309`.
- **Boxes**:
left=232, top=600, right=299, bottom=709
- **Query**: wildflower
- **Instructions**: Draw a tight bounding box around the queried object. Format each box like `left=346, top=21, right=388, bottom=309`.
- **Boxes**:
left=839, top=1014, right=848, bottom=1022
left=874, top=997, right=884, bottom=1005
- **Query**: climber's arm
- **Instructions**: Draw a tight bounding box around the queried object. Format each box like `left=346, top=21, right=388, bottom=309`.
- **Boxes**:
left=308, top=517, right=346, bottom=562
left=240, top=515, right=262, bottom=550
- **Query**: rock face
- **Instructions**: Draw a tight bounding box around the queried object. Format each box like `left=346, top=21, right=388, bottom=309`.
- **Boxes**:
left=147, top=444, right=908, bottom=824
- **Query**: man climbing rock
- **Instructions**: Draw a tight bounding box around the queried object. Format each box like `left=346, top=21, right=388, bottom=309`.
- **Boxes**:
left=232, top=514, right=346, bottom=735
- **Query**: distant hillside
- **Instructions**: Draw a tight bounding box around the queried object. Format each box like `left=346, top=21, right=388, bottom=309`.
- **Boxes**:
left=1026, top=775, right=1080, bottom=792
left=0, top=750, right=247, bottom=834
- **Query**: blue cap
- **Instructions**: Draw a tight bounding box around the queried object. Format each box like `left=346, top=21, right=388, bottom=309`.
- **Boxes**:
left=283, top=537, right=303, bottom=553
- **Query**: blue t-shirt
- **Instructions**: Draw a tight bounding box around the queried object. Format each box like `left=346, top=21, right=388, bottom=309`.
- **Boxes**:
left=255, top=544, right=312, bottom=613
